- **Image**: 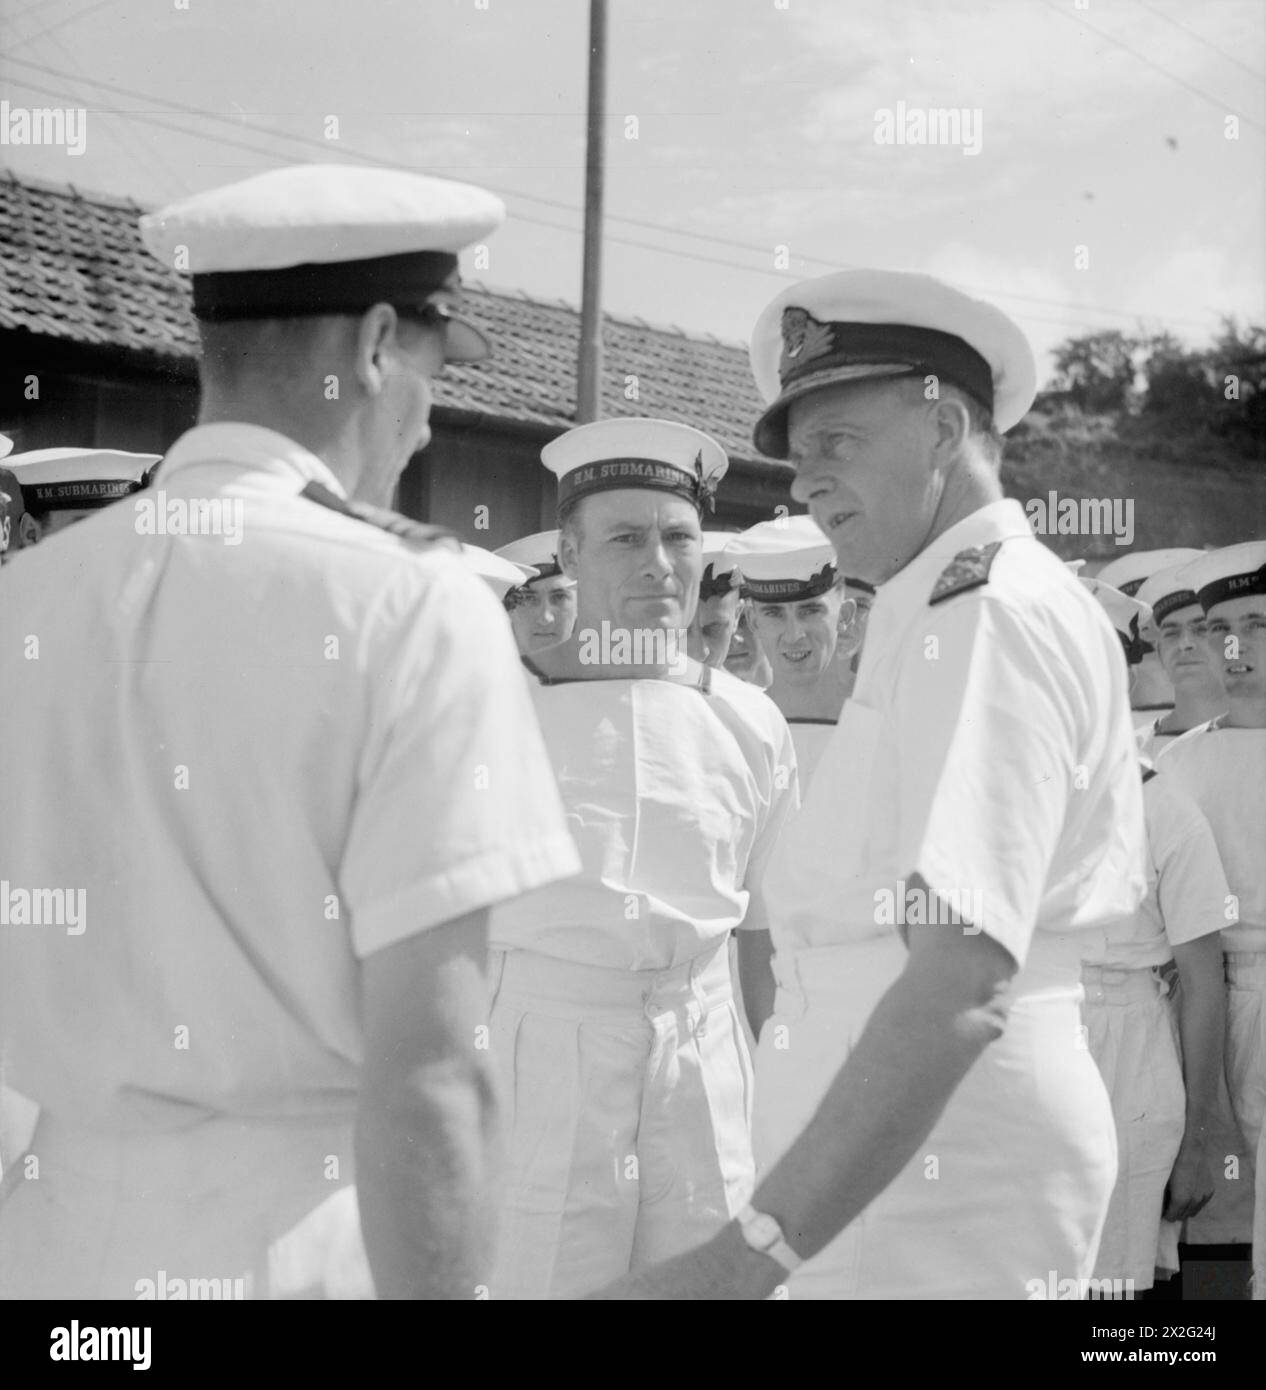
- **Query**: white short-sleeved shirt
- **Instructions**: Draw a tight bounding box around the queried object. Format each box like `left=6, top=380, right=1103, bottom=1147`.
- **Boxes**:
left=787, top=720, right=836, bottom=795
left=0, top=423, right=580, bottom=1130
left=489, top=664, right=799, bottom=970
left=1157, top=722, right=1266, bottom=949
left=1080, top=771, right=1230, bottom=969
left=763, top=499, right=1147, bottom=997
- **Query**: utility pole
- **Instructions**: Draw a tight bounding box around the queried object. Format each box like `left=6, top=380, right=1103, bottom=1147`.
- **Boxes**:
left=576, top=0, right=607, bottom=423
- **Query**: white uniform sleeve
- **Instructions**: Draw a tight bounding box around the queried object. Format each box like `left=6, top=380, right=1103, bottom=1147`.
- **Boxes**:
left=892, top=596, right=1076, bottom=967
left=1148, top=776, right=1233, bottom=948
left=343, top=559, right=581, bottom=958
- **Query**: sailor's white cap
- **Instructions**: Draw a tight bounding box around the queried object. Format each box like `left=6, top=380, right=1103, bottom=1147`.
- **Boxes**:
left=139, top=164, right=505, bottom=362
left=1135, top=562, right=1207, bottom=624
left=461, top=544, right=538, bottom=600
left=724, top=515, right=838, bottom=602
left=1174, top=541, right=1266, bottom=613
left=4, top=447, right=159, bottom=511
left=699, top=531, right=741, bottom=600
left=1095, top=548, right=1203, bottom=597
left=494, top=530, right=573, bottom=583
left=749, top=269, right=1038, bottom=458
left=1080, top=574, right=1154, bottom=665
left=542, top=417, right=728, bottom=513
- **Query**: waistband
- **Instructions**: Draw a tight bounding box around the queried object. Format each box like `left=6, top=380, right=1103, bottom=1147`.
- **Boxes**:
left=488, top=939, right=733, bottom=1016
left=1080, top=962, right=1170, bottom=1006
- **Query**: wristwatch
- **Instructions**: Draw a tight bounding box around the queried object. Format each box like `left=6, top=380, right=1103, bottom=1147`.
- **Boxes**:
left=736, top=1203, right=803, bottom=1272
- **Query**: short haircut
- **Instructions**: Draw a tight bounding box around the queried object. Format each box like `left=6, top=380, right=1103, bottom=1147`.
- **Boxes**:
left=941, top=380, right=1003, bottom=469
left=556, top=494, right=585, bottom=550
left=895, top=374, right=1003, bottom=470
left=198, top=316, right=342, bottom=390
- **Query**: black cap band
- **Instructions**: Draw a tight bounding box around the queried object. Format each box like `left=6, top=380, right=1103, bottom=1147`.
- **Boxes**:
left=1151, top=590, right=1199, bottom=624
left=24, top=477, right=148, bottom=510
left=1198, top=565, right=1266, bottom=612
left=192, top=250, right=459, bottom=320
left=779, top=317, right=994, bottom=412
left=754, top=312, right=997, bottom=458
left=556, top=456, right=717, bottom=513
left=742, top=561, right=838, bottom=603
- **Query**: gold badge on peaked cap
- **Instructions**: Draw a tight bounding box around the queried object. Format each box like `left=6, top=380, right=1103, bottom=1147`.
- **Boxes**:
left=779, top=307, right=834, bottom=379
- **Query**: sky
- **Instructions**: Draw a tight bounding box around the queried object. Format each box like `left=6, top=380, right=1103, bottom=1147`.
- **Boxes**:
left=1, top=0, right=1263, bottom=383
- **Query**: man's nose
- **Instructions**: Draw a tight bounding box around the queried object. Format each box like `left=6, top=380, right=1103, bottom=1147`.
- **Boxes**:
left=789, top=461, right=832, bottom=506
left=642, top=540, right=673, bottom=575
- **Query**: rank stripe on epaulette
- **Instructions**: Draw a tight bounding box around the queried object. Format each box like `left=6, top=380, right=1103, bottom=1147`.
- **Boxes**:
left=928, top=539, right=1004, bottom=606
left=299, top=481, right=459, bottom=551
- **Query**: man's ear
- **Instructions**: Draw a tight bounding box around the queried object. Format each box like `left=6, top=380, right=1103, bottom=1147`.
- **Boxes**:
left=557, top=526, right=581, bottom=579
left=929, top=393, right=971, bottom=468
left=18, top=512, right=41, bottom=548
left=355, top=303, right=399, bottom=396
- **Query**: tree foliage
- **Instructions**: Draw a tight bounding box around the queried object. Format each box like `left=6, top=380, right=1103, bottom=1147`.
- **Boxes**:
left=1040, top=320, right=1265, bottom=453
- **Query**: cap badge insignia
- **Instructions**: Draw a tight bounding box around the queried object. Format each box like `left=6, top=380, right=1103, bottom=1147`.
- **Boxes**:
left=779, top=307, right=834, bottom=380
left=693, top=450, right=719, bottom=513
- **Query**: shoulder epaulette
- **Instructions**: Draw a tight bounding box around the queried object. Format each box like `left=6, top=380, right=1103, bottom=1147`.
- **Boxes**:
left=300, top=481, right=460, bottom=552
left=929, top=540, right=1004, bottom=606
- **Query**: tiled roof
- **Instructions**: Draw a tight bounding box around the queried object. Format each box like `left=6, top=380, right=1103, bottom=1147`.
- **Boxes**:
left=0, top=169, right=780, bottom=466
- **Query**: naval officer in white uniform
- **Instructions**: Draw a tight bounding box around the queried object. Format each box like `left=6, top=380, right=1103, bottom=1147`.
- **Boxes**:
left=485, top=417, right=799, bottom=1299
left=0, top=164, right=581, bottom=1299
left=599, top=270, right=1146, bottom=1301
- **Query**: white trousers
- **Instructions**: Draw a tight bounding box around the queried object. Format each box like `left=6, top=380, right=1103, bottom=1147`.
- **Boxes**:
left=484, top=940, right=754, bottom=1299
left=1082, top=963, right=1184, bottom=1287
left=1227, top=954, right=1265, bottom=1293
left=754, top=941, right=1117, bottom=1300
left=1187, top=952, right=1265, bottom=1248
